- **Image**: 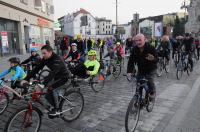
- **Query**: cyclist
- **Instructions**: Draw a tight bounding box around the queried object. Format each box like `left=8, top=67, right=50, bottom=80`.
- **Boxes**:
left=21, top=48, right=41, bottom=69
left=63, top=43, right=80, bottom=62
left=182, top=33, right=194, bottom=71
left=156, top=35, right=171, bottom=64
left=22, top=45, right=70, bottom=115
left=104, top=46, right=117, bottom=75
left=172, top=36, right=182, bottom=59
left=127, top=34, right=158, bottom=99
left=70, top=50, right=100, bottom=79
left=195, top=37, right=200, bottom=59
left=114, top=42, right=124, bottom=64
left=0, top=57, right=27, bottom=100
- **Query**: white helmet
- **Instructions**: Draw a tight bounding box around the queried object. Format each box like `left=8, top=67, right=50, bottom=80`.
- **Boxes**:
left=71, top=43, right=77, bottom=47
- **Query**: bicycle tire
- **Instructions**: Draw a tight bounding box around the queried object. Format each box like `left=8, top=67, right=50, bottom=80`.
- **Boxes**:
left=90, top=72, right=105, bottom=93
left=60, top=90, right=84, bottom=122
left=186, top=63, right=192, bottom=76
left=5, top=106, right=42, bottom=132
left=0, top=92, right=9, bottom=115
left=176, top=69, right=183, bottom=80
left=125, top=96, right=140, bottom=132
left=113, top=64, right=121, bottom=78
left=146, top=93, right=156, bottom=112
left=157, top=62, right=163, bottom=77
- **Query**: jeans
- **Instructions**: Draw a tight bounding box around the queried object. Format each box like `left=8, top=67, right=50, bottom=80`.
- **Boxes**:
left=45, top=78, right=68, bottom=109
left=137, top=70, right=156, bottom=94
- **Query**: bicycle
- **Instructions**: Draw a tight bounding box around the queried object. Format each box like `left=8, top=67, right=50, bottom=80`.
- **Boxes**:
left=156, top=56, right=170, bottom=77
left=176, top=52, right=192, bottom=80
left=4, top=80, right=84, bottom=132
left=173, top=49, right=181, bottom=67
left=102, top=58, right=121, bottom=79
left=66, top=61, right=105, bottom=93
left=125, top=75, right=156, bottom=132
left=0, top=79, right=24, bottom=115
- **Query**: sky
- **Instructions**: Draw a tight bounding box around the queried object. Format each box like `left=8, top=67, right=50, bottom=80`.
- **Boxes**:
left=53, top=0, right=185, bottom=24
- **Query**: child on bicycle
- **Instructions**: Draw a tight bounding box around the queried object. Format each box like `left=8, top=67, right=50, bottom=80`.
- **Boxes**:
left=70, top=50, right=100, bottom=79
left=0, top=57, right=27, bottom=100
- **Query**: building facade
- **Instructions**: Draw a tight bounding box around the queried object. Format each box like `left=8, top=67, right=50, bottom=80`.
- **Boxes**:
left=58, top=8, right=96, bottom=38
left=0, top=0, right=54, bottom=57
left=185, top=0, right=200, bottom=35
left=96, top=17, right=112, bottom=36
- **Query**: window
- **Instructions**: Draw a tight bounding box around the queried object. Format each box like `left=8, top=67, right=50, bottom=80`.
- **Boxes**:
left=103, top=23, right=105, bottom=26
left=98, top=25, right=99, bottom=28
left=46, top=3, right=50, bottom=15
left=106, top=26, right=107, bottom=29
left=41, top=0, right=46, bottom=12
left=103, top=28, right=104, bottom=31
left=80, top=30, right=82, bottom=34
left=20, top=0, right=28, bottom=5
left=98, top=31, right=99, bottom=34
left=89, top=23, right=91, bottom=27
left=106, top=31, right=107, bottom=34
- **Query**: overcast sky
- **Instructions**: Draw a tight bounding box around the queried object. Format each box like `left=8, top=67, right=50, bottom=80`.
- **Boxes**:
left=54, top=0, right=185, bottom=24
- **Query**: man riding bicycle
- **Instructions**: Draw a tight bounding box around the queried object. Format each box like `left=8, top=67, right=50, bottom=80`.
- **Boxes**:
left=182, top=33, right=194, bottom=72
left=22, top=45, right=70, bottom=115
left=127, top=34, right=158, bottom=99
left=156, top=35, right=171, bottom=64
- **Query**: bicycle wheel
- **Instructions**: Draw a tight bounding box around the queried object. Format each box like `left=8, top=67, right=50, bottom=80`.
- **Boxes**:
left=164, top=59, right=170, bottom=73
left=38, top=69, right=50, bottom=83
left=186, top=63, right=192, bottom=76
left=146, top=93, right=156, bottom=112
left=5, top=107, right=42, bottom=132
left=60, top=90, right=84, bottom=122
left=157, top=62, right=163, bottom=77
left=113, top=64, right=121, bottom=78
left=0, top=92, right=9, bottom=115
left=125, top=96, right=140, bottom=132
left=90, top=72, right=105, bottom=93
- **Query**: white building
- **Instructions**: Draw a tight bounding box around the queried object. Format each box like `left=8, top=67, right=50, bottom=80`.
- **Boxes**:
left=112, top=23, right=132, bottom=40
left=139, top=19, right=155, bottom=38
left=58, top=8, right=96, bottom=38
left=185, top=0, right=200, bottom=35
left=95, top=17, right=113, bottom=38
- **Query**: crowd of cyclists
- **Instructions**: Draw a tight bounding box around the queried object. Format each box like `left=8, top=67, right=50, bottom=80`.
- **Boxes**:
left=0, top=32, right=199, bottom=131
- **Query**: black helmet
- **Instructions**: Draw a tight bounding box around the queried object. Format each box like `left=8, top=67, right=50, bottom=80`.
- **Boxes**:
left=8, top=57, right=20, bottom=64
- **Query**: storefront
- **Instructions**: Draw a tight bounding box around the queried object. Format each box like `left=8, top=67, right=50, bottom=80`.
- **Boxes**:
left=0, top=18, right=19, bottom=57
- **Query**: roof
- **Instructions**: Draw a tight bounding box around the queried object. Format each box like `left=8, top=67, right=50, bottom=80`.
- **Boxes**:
left=73, top=8, right=90, bottom=17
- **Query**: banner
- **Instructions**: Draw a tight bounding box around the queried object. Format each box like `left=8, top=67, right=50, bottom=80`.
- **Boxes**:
left=1, top=31, right=9, bottom=53
left=155, top=22, right=163, bottom=37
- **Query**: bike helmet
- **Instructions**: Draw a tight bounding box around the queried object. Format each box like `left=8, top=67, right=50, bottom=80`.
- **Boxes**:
left=88, top=50, right=97, bottom=56
left=30, top=48, right=38, bottom=52
left=8, top=57, right=20, bottom=64
left=71, top=43, right=77, bottom=47
left=116, top=42, right=120, bottom=45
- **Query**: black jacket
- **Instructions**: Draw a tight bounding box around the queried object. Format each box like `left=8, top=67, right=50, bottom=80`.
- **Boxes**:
left=127, top=44, right=158, bottom=75
left=25, top=53, right=69, bottom=85
left=183, top=37, right=194, bottom=52
left=74, top=39, right=84, bottom=53
left=21, top=54, right=41, bottom=68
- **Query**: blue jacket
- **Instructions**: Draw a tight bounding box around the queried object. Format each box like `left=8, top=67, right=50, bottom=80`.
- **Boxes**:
left=0, top=66, right=26, bottom=81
